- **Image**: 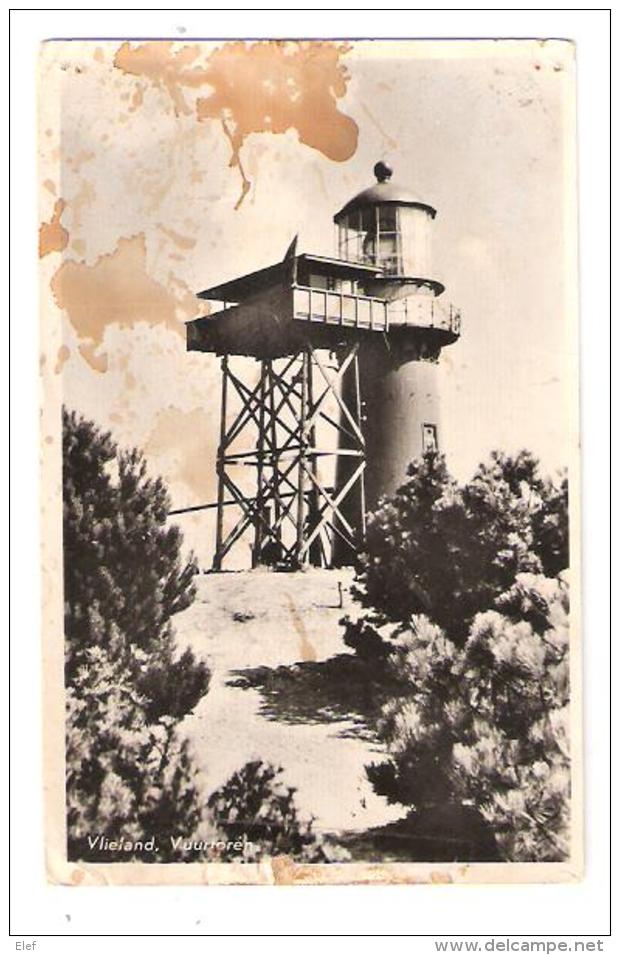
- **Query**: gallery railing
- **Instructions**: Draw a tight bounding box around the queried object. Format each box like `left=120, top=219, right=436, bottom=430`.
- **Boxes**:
left=293, top=284, right=461, bottom=337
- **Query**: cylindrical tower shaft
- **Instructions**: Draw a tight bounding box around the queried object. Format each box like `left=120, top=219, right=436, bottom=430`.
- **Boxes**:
left=334, top=335, right=441, bottom=563
left=332, top=162, right=458, bottom=564
left=358, top=340, right=440, bottom=508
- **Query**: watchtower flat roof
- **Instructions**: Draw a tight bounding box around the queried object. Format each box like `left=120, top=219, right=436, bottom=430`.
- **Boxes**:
left=299, top=253, right=383, bottom=277
left=197, top=253, right=383, bottom=303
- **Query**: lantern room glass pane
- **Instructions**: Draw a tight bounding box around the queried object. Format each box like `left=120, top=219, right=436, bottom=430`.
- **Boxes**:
left=360, top=207, right=375, bottom=233
left=338, top=203, right=432, bottom=276
left=361, top=231, right=376, bottom=263
left=378, top=234, right=398, bottom=274
left=378, top=205, right=397, bottom=230
left=338, top=210, right=366, bottom=263
left=399, top=205, right=431, bottom=276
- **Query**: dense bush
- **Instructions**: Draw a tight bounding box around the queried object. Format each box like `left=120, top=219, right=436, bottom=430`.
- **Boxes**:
left=342, top=450, right=571, bottom=862
left=366, top=574, right=570, bottom=861
left=66, top=631, right=209, bottom=861
left=207, top=760, right=348, bottom=862
left=346, top=450, right=568, bottom=648
left=63, top=409, right=212, bottom=860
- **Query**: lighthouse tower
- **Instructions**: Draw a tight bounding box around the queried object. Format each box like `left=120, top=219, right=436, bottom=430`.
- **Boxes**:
left=334, top=162, right=460, bottom=522
left=186, top=161, right=460, bottom=570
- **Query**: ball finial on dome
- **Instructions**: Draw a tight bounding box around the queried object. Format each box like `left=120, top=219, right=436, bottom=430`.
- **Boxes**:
left=374, top=161, right=393, bottom=183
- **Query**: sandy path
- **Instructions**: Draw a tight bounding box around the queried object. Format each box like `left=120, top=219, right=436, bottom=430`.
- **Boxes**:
left=173, top=569, right=406, bottom=834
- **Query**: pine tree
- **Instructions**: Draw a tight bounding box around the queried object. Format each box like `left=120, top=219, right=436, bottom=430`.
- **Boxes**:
left=63, top=409, right=207, bottom=716
left=366, top=574, right=570, bottom=862
left=63, top=409, right=211, bottom=859
left=348, top=450, right=568, bottom=647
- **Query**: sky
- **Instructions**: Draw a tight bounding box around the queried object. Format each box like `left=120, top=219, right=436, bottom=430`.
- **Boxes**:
left=38, top=38, right=577, bottom=567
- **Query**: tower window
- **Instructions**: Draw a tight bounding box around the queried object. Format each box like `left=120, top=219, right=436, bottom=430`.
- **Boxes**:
left=422, top=423, right=438, bottom=453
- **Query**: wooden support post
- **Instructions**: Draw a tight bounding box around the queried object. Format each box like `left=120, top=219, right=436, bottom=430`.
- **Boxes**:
left=295, top=349, right=309, bottom=565
left=306, top=351, right=323, bottom=567
left=213, top=354, right=228, bottom=571
left=252, top=360, right=267, bottom=567
left=354, top=350, right=367, bottom=538
left=268, top=361, right=282, bottom=557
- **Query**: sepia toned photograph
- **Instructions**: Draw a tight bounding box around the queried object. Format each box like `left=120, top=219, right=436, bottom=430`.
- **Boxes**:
left=38, top=36, right=581, bottom=886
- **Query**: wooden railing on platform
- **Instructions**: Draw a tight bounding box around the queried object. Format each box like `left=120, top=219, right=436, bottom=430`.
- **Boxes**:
left=292, top=284, right=389, bottom=332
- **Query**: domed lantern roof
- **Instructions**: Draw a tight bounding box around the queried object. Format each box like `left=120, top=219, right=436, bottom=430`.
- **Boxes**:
left=334, top=162, right=437, bottom=223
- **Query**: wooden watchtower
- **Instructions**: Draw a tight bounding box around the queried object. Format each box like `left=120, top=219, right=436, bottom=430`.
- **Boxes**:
left=187, top=242, right=388, bottom=570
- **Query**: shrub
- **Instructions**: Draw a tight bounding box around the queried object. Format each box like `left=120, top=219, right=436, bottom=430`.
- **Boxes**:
left=207, top=761, right=349, bottom=862
left=347, top=450, right=568, bottom=647
left=367, top=574, right=571, bottom=862
left=66, top=631, right=209, bottom=861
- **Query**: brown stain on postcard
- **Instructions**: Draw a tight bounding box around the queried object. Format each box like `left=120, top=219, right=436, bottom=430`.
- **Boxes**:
left=269, top=856, right=429, bottom=886
left=50, top=234, right=196, bottom=372
left=39, top=198, right=69, bottom=258
left=113, top=41, right=211, bottom=116
left=195, top=40, right=358, bottom=208
left=54, top=345, right=70, bottom=375
left=114, top=40, right=358, bottom=208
